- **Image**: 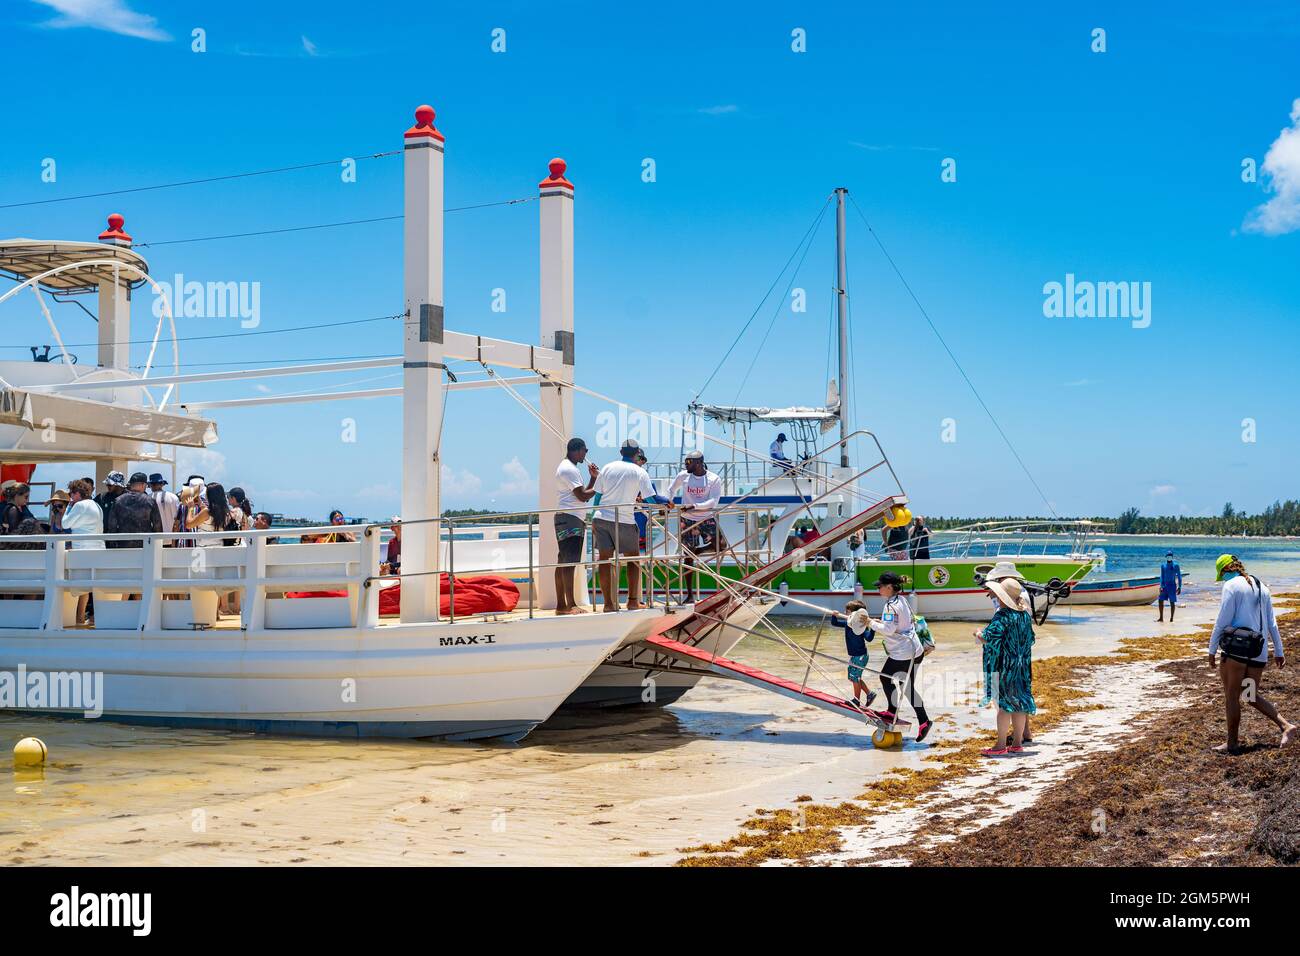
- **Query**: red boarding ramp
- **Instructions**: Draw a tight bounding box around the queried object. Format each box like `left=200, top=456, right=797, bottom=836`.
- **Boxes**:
left=669, top=492, right=908, bottom=648
left=642, top=632, right=910, bottom=731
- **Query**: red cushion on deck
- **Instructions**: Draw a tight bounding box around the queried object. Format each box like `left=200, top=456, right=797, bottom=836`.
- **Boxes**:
left=374, top=575, right=521, bottom=617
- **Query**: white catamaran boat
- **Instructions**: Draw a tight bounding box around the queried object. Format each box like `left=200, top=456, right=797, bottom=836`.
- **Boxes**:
left=0, top=106, right=912, bottom=736
left=0, top=106, right=751, bottom=740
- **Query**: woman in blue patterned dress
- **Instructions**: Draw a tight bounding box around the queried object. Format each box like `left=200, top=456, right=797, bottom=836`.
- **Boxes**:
left=975, top=575, right=1036, bottom=756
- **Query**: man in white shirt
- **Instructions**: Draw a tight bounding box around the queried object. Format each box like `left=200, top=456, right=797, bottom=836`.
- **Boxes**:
left=666, top=450, right=726, bottom=602
left=148, top=473, right=181, bottom=544
left=553, top=437, right=598, bottom=614
left=592, top=438, right=669, bottom=611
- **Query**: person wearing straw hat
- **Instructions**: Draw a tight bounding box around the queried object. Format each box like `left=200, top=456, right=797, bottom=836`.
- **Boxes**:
left=982, top=561, right=1035, bottom=744
left=976, top=573, right=1037, bottom=756
left=46, top=489, right=71, bottom=533
left=1207, top=554, right=1294, bottom=753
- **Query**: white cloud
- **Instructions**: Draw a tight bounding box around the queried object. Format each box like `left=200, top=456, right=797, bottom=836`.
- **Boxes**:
left=1244, top=98, right=1300, bottom=236
left=33, top=0, right=171, bottom=41
left=261, top=488, right=321, bottom=503
left=301, top=35, right=318, bottom=56
left=698, top=104, right=738, bottom=116
left=491, top=457, right=532, bottom=497
left=440, top=464, right=482, bottom=498
left=356, top=482, right=397, bottom=501
left=1149, top=484, right=1177, bottom=497
left=175, top=447, right=227, bottom=482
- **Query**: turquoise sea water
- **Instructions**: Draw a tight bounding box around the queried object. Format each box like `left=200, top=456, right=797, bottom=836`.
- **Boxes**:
left=1083, top=535, right=1300, bottom=589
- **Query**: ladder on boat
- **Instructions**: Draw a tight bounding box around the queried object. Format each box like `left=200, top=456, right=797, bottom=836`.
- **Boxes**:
left=638, top=630, right=910, bottom=733
left=669, top=492, right=907, bottom=648
left=626, top=493, right=913, bottom=735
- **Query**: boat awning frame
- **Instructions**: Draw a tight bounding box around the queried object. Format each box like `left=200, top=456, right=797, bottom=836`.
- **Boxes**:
left=0, top=239, right=149, bottom=294
left=0, top=383, right=217, bottom=449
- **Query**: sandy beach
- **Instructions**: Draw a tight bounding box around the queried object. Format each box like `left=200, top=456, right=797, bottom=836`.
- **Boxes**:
left=1, top=587, right=1240, bottom=867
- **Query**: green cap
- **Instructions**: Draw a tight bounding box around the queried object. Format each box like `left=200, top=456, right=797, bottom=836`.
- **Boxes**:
left=1215, top=553, right=1236, bottom=581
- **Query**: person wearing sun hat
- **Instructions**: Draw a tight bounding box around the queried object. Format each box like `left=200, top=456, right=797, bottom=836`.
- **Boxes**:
left=1207, top=554, right=1293, bottom=753
left=975, top=573, right=1037, bottom=756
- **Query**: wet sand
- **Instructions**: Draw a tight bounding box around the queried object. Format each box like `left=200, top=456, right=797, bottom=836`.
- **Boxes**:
left=0, top=592, right=1229, bottom=866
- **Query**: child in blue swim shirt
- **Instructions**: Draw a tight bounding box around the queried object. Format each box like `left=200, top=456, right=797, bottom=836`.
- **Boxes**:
left=830, top=599, right=877, bottom=709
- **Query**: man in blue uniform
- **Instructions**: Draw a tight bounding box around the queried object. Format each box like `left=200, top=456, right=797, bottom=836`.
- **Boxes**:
left=1157, top=550, right=1182, bottom=622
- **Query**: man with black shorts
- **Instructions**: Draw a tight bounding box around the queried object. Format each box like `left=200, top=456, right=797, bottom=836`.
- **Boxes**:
left=666, top=450, right=725, bottom=603
left=554, top=437, right=598, bottom=614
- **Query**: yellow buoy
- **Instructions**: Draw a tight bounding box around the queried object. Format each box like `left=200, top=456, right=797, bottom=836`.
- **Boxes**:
left=884, top=506, right=913, bottom=529
left=887, top=731, right=904, bottom=747
left=871, top=728, right=890, bottom=748
left=13, top=737, right=47, bottom=768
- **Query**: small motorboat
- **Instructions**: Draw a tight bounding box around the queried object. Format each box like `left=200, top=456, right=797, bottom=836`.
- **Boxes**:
left=1057, top=573, right=1161, bottom=606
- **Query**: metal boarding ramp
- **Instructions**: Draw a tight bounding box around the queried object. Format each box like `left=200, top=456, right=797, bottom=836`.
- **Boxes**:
left=623, top=490, right=912, bottom=732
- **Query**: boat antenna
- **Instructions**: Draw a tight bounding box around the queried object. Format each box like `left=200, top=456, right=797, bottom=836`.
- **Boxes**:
left=834, top=187, right=850, bottom=469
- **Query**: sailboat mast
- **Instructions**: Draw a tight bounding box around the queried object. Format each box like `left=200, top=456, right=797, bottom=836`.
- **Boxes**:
left=834, top=187, right=850, bottom=468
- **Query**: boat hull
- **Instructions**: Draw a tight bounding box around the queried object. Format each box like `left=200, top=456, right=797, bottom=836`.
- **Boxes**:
left=0, top=612, right=667, bottom=742
left=562, top=598, right=775, bottom=709
left=1058, top=575, right=1161, bottom=607
left=620, top=556, right=1097, bottom=621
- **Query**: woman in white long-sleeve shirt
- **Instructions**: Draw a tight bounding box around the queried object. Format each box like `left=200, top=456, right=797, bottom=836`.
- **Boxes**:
left=61, top=479, right=104, bottom=625
left=1207, top=554, right=1294, bottom=753
left=868, top=572, right=932, bottom=742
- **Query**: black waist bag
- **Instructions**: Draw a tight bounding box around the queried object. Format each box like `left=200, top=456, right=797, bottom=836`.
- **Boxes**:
left=1221, top=576, right=1267, bottom=659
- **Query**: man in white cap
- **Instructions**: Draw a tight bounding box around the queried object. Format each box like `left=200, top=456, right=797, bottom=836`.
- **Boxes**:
left=666, top=450, right=725, bottom=602
left=95, top=471, right=127, bottom=542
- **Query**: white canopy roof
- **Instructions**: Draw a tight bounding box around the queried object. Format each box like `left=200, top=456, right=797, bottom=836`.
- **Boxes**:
left=689, top=401, right=840, bottom=430
left=0, top=383, right=217, bottom=456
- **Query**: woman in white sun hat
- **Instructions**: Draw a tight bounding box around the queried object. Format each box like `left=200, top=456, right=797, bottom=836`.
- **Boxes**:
left=975, top=571, right=1037, bottom=756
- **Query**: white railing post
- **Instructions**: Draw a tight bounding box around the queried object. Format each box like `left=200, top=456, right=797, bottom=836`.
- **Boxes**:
left=40, top=542, right=67, bottom=631
left=245, top=535, right=267, bottom=631
left=361, top=528, right=381, bottom=628
left=141, top=536, right=164, bottom=630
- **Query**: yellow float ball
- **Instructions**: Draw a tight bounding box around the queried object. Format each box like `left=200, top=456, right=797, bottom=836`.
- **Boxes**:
left=884, top=506, right=913, bottom=528
left=887, top=731, right=904, bottom=748
left=13, top=737, right=47, bottom=768
left=871, top=728, right=890, bottom=748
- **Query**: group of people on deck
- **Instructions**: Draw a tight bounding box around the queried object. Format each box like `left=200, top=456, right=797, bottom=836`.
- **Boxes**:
left=0, top=473, right=368, bottom=625
left=552, top=436, right=725, bottom=614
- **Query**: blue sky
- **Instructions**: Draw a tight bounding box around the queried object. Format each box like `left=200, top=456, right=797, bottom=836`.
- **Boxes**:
left=2, top=0, right=1299, bottom=520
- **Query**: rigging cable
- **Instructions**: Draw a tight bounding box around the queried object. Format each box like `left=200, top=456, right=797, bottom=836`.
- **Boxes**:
left=691, top=193, right=834, bottom=403
left=0, top=313, right=403, bottom=351
left=133, top=198, right=537, bottom=248
left=730, top=201, right=830, bottom=405
left=847, top=194, right=1058, bottom=518
left=0, top=151, right=401, bottom=210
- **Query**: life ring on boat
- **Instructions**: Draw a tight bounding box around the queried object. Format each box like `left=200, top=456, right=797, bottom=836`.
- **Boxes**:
left=883, top=506, right=913, bottom=528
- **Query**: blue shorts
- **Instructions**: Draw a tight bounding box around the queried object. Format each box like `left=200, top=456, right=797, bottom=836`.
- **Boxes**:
left=847, top=654, right=869, bottom=682
left=1160, top=587, right=1177, bottom=603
